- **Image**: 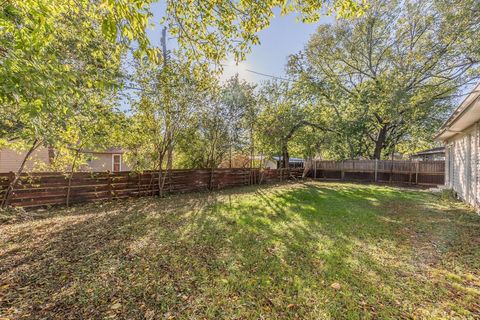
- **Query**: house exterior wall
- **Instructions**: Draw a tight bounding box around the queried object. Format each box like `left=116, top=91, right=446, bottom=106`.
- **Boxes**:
left=84, top=153, right=130, bottom=172
left=445, top=122, right=479, bottom=208
left=411, top=153, right=445, bottom=161
left=0, top=148, right=130, bottom=173
left=0, top=147, right=51, bottom=172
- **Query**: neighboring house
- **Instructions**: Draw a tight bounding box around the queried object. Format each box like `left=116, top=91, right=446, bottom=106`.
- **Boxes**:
left=272, top=156, right=305, bottom=169
left=80, top=148, right=130, bottom=172
left=0, top=147, right=130, bottom=173
left=0, top=146, right=53, bottom=173
left=411, top=147, right=445, bottom=161
left=435, top=82, right=480, bottom=208
left=219, top=154, right=251, bottom=168
left=249, top=155, right=278, bottom=169
left=246, top=155, right=304, bottom=169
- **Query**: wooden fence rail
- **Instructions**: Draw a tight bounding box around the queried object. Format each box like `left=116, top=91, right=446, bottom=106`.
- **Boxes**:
left=0, top=168, right=304, bottom=209
left=308, top=160, right=444, bottom=186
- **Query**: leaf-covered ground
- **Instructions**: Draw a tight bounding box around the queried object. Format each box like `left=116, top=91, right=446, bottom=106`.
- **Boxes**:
left=1, top=182, right=479, bottom=319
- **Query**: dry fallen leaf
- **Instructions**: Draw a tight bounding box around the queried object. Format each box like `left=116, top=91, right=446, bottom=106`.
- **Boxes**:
left=145, top=309, right=155, bottom=320
left=330, top=282, right=341, bottom=290
left=110, top=302, right=122, bottom=310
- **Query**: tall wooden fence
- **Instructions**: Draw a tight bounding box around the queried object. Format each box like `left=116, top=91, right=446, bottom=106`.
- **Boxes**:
left=0, top=168, right=303, bottom=209
left=306, top=160, right=444, bottom=186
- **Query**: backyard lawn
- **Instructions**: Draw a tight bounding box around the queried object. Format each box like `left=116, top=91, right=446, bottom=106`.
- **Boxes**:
left=0, top=181, right=479, bottom=319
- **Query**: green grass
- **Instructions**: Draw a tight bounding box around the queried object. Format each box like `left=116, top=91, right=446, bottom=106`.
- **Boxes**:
left=1, top=181, right=479, bottom=319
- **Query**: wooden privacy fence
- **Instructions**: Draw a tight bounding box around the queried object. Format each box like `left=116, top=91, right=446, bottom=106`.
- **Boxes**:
left=0, top=168, right=304, bottom=209
left=307, top=160, right=444, bottom=186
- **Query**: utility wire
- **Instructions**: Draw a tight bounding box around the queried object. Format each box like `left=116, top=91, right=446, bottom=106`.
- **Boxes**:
left=244, top=68, right=294, bottom=82
left=221, top=63, right=294, bottom=82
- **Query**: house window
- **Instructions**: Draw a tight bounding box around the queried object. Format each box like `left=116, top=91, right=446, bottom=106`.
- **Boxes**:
left=112, top=154, right=121, bottom=172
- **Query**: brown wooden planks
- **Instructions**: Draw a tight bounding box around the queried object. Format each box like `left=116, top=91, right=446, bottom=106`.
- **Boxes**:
left=2, top=168, right=303, bottom=208
left=308, top=160, right=444, bottom=185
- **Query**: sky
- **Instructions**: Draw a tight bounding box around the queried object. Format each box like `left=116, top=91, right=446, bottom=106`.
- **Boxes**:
left=146, top=4, right=334, bottom=85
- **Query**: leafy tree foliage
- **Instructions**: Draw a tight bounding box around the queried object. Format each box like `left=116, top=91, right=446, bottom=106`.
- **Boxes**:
left=256, top=81, right=331, bottom=166
left=0, top=0, right=129, bottom=206
left=163, top=0, right=366, bottom=66
left=288, top=0, right=480, bottom=159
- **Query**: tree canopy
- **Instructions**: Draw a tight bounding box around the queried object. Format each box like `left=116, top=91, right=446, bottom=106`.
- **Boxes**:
left=1, top=0, right=480, bottom=186
left=287, top=0, right=480, bottom=159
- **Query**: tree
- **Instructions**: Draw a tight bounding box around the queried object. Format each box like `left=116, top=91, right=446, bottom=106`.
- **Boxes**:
left=219, top=75, right=257, bottom=167
left=0, top=1, right=127, bottom=207
left=163, top=0, right=366, bottom=66
left=125, top=52, right=211, bottom=195
left=256, top=81, right=332, bottom=167
left=288, top=0, right=480, bottom=159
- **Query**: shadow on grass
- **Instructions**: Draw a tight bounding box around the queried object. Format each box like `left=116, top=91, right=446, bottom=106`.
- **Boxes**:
left=0, top=182, right=479, bottom=319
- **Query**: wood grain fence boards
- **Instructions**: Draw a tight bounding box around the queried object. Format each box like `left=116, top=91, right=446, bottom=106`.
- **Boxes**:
left=0, top=168, right=303, bottom=208
left=3, top=164, right=425, bottom=209
left=308, top=160, right=444, bottom=186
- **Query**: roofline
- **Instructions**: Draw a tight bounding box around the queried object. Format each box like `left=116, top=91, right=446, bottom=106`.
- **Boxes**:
left=435, top=83, right=480, bottom=140
left=412, top=147, right=445, bottom=156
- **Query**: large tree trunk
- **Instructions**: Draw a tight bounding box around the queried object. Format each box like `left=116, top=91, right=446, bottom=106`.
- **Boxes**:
left=1, top=139, right=41, bottom=209
left=373, top=126, right=388, bottom=160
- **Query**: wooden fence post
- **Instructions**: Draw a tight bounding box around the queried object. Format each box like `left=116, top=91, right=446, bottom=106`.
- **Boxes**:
left=314, top=160, right=317, bottom=179
left=374, top=159, right=378, bottom=182
left=341, top=161, right=345, bottom=181
left=415, top=161, right=419, bottom=185
left=408, top=160, right=413, bottom=185
left=107, top=171, right=112, bottom=200
left=137, top=172, right=141, bottom=197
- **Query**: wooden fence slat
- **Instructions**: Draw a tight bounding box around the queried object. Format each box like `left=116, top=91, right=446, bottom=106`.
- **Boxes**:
left=308, top=160, right=444, bottom=186
left=1, top=168, right=303, bottom=209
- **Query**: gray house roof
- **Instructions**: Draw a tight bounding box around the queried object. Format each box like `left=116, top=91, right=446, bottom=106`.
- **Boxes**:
left=412, top=146, right=445, bottom=157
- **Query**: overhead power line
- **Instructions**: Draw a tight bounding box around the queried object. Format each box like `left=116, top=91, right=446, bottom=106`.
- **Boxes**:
left=221, top=63, right=294, bottom=82
left=244, top=69, right=294, bottom=82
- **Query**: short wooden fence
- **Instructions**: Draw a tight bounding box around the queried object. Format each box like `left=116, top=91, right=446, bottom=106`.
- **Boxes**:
left=307, top=160, right=444, bottom=186
left=0, top=168, right=303, bottom=209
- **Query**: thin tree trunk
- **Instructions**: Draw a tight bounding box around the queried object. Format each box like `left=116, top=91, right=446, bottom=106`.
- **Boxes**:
left=166, top=142, right=173, bottom=171
left=66, top=147, right=81, bottom=207
left=1, top=139, right=41, bottom=209
left=208, top=131, right=219, bottom=191
left=281, top=143, right=289, bottom=169
left=251, top=127, right=254, bottom=165
left=158, top=150, right=166, bottom=197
